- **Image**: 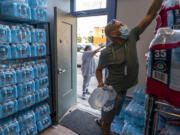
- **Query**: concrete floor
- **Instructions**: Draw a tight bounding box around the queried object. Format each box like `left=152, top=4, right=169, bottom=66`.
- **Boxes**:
left=77, top=67, right=101, bottom=116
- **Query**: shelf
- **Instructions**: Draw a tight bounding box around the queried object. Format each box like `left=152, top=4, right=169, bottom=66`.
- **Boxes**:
left=0, top=56, right=49, bottom=63
left=0, top=15, right=48, bottom=25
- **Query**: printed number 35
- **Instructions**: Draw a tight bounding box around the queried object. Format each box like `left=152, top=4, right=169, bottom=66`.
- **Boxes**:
left=155, top=50, right=166, bottom=58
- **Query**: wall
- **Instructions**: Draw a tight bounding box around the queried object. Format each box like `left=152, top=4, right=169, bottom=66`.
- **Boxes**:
left=116, top=0, right=156, bottom=95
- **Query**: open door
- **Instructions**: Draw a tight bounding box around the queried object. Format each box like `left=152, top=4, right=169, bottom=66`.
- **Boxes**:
left=54, top=7, right=77, bottom=121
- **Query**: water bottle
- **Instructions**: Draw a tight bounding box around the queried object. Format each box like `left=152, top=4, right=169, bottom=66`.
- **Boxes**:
left=0, top=44, right=11, bottom=60
left=102, top=86, right=117, bottom=112
left=0, top=25, right=11, bottom=43
left=37, top=43, right=46, bottom=56
left=133, top=86, right=145, bottom=105
left=31, top=43, right=37, bottom=57
left=0, top=85, right=18, bottom=104
left=0, top=127, right=4, bottom=135
left=167, top=10, right=174, bottom=27
left=4, top=68, right=16, bottom=86
left=88, top=87, right=110, bottom=110
left=39, top=76, right=49, bottom=89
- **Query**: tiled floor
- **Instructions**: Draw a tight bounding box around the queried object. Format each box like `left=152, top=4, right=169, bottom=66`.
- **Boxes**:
left=40, top=125, right=78, bottom=135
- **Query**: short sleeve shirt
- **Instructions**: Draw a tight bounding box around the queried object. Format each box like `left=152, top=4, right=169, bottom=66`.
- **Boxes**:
left=98, top=27, right=140, bottom=91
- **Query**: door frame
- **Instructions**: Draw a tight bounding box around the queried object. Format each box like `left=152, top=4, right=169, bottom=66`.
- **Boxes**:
left=70, top=0, right=117, bottom=22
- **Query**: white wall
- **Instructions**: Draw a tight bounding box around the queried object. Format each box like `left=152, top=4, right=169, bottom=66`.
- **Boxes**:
left=116, top=0, right=156, bottom=95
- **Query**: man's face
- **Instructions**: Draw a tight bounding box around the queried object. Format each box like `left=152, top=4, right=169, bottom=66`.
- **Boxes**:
left=109, top=21, right=125, bottom=43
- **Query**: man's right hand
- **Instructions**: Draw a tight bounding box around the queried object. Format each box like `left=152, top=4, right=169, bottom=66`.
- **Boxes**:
left=98, top=82, right=104, bottom=87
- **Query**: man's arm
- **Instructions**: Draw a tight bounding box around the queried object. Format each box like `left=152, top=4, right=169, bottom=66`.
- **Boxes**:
left=92, top=46, right=104, bottom=56
left=96, top=66, right=104, bottom=87
left=138, top=0, right=164, bottom=34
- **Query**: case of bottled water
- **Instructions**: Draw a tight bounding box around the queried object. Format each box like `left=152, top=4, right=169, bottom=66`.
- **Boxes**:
left=0, top=25, right=11, bottom=43
left=124, top=101, right=145, bottom=128
left=0, top=67, right=17, bottom=87
left=31, top=29, right=46, bottom=43
left=34, top=102, right=50, bottom=121
left=0, top=85, right=17, bottom=104
left=34, top=60, right=48, bottom=78
left=35, top=88, right=49, bottom=103
left=0, top=1, right=31, bottom=19
left=11, top=43, right=31, bottom=58
left=0, top=100, right=18, bottom=119
left=38, top=76, right=49, bottom=89
left=18, top=94, right=35, bottom=111
left=37, top=115, right=51, bottom=132
left=122, top=121, right=144, bottom=135
left=133, top=86, right=145, bottom=105
left=146, top=28, right=180, bottom=107
left=36, top=43, right=47, bottom=56
left=31, top=7, right=47, bottom=22
left=11, top=25, right=29, bottom=44
left=0, top=118, right=20, bottom=135
left=28, top=0, right=47, bottom=8
left=18, top=110, right=37, bottom=135
left=17, top=81, right=35, bottom=97
left=0, top=44, right=11, bottom=60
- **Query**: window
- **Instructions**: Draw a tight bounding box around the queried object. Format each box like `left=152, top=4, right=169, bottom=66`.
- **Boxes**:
left=75, top=0, right=107, bottom=11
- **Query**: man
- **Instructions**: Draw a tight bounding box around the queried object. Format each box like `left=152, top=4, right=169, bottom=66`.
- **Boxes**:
left=81, top=45, right=104, bottom=99
left=96, top=0, right=164, bottom=134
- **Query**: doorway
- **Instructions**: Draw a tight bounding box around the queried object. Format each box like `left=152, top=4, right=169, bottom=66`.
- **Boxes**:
left=54, top=0, right=117, bottom=122
left=76, top=15, right=107, bottom=116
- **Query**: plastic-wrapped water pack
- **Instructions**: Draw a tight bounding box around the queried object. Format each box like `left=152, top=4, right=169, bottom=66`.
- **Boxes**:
left=0, top=1, right=31, bottom=19
left=88, top=86, right=117, bottom=111
left=133, top=86, right=145, bottom=105
left=0, top=85, right=17, bottom=104
left=146, top=27, right=180, bottom=107
left=0, top=118, right=20, bottom=135
left=34, top=102, right=50, bottom=121
left=18, top=110, right=37, bottom=135
left=0, top=25, right=11, bottom=43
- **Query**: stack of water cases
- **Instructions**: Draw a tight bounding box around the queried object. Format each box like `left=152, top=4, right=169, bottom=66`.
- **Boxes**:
left=0, top=4, right=51, bottom=134
left=110, top=86, right=146, bottom=135
left=0, top=0, right=47, bottom=22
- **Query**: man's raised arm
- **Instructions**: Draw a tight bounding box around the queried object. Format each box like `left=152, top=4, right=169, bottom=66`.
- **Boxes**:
left=138, top=0, right=164, bottom=34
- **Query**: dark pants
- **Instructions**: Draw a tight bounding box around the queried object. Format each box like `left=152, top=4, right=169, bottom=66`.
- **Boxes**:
left=101, top=90, right=127, bottom=123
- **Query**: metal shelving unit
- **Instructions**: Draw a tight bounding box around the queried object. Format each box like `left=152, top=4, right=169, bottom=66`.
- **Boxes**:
left=145, top=95, right=180, bottom=135
left=0, top=15, right=54, bottom=133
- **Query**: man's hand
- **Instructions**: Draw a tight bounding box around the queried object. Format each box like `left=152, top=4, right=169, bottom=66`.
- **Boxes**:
left=98, top=82, right=104, bottom=87
left=138, top=0, right=164, bottom=34
left=96, top=66, right=104, bottom=87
